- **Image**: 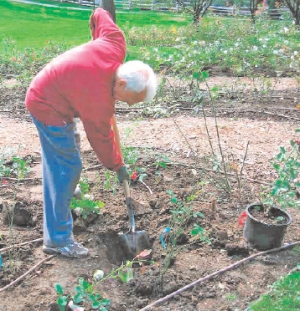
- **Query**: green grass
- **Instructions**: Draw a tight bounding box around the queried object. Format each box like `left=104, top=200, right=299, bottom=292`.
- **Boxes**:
left=248, top=269, right=300, bottom=311
left=0, top=0, right=189, bottom=50
left=1, top=1, right=92, bottom=49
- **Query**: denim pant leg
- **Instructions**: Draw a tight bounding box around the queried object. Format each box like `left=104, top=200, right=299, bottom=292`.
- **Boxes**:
left=31, top=115, right=82, bottom=247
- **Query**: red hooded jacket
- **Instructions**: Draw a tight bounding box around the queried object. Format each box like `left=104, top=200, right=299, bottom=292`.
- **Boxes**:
left=25, top=8, right=125, bottom=171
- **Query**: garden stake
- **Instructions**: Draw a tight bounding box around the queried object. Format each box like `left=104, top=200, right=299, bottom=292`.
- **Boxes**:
left=112, top=115, right=151, bottom=260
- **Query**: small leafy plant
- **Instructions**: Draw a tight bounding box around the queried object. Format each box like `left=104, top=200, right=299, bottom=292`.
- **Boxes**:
left=260, top=139, right=300, bottom=212
left=54, top=252, right=152, bottom=311
left=70, top=178, right=105, bottom=219
left=190, top=224, right=211, bottom=245
left=0, top=156, right=31, bottom=178
left=55, top=279, right=110, bottom=311
left=159, top=191, right=208, bottom=286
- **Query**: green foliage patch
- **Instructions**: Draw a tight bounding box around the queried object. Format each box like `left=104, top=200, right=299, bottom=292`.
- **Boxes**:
left=248, top=269, right=300, bottom=311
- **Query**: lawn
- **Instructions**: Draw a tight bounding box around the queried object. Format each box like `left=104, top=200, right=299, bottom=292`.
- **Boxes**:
left=0, top=0, right=189, bottom=50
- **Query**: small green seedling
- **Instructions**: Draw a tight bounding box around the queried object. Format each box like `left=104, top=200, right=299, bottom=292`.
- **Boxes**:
left=54, top=283, right=68, bottom=311
left=261, top=140, right=300, bottom=212
left=70, top=177, right=105, bottom=219
left=0, top=156, right=31, bottom=179
left=55, top=279, right=110, bottom=311
left=155, top=153, right=171, bottom=170
left=54, top=252, right=152, bottom=310
left=104, top=170, right=118, bottom=195
left=70, top=198, right=105, bottom=219
left=190, top=224, right=211, bottom=244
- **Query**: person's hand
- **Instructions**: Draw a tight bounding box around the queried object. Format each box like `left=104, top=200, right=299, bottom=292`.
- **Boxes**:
left=117, top=166, right=130, bottom=183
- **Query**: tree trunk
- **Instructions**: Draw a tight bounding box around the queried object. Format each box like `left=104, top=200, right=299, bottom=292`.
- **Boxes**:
left=101, top=0, right=116, bottom=23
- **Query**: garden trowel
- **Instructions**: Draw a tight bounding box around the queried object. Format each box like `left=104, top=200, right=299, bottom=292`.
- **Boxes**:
left=111, top=115, right=151, bottom=260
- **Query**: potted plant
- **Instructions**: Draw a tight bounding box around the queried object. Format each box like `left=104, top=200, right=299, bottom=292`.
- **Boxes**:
left=243, top=139, right=300, bottom=250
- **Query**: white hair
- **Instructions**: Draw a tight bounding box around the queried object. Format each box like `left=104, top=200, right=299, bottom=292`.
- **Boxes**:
left=116, top=60, right=157, bottom=102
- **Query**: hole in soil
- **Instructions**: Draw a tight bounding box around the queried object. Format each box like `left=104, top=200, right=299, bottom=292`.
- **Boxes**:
left=98, top=230, right=152, bottom=265
left=98, top=229, right=128, bottom=265
left=2, top=201, right=34, bottom=227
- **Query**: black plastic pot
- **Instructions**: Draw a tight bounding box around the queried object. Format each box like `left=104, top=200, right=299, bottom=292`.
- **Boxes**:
left=243, top=203, right=292, bottom=250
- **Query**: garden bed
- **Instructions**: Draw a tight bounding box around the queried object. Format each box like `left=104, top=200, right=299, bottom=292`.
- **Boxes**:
left=0, top=75, right=300, bottom=311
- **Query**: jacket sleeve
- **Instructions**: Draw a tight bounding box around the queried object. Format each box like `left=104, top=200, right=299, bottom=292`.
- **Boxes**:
left=82, top=112, right=124, bottom=172
left=89, top=8, right=124, bottom=41
left=74, top=83, right=123, bottom=172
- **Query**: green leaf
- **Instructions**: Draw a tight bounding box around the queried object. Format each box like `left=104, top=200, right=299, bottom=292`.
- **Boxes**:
left=79, top=278, right=93, bottom=293
left=54, top=283, right=64, bottom=295
left=158, top=161, right=167, bottom=168
left=166, top=190, right=174, bottom=196
left=282, top=180, right=291, bottom=190
left=202, top=71, right=209, bottom=79
left=280, top=146, right=286, bottom=154
left=191, top=224, right=204, bottom=236
left=89, top=294, right=97, bottom=302
left=118, top=268, right=134, bottom=283
left=270, top=187, right=279, bottom=196
left=92, top=301, right=101, bottom=309
left=194, top=211, right=205, bottom=218
left=186, top=194, right=196, bottom=202
left=73, top=292, right=83, bottom=304
left=99, top=298, right=111, bottom=306
left=94, top=293, right=101, bottom=300
left=171, top=197, right=178, bottom=203
left=276, top=152, right=284, bottom=161
left=193, top=71, right=201, bottom=79
left=75, top=285, right=82, bottom=293
left=97, top=201, right=105, bottom=208
left=57, top=296, right=68, bottom=306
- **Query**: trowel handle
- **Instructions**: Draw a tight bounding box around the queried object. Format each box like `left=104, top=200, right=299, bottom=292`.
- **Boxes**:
left=112, top=114, right=130, bottom=198
left=112, top=115, right=136, bottom=232
left=111, top=114, right=131, bottom=198
left=123, top=179, right=131, bottom=197
left=112, top=115, right=123, bottom=161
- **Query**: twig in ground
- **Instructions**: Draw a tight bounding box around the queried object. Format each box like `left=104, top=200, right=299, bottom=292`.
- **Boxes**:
left=239, top=141, right=250, bottom=177
left=0, top=237, right=43, bottom=254
left=0, top=255, right=55, bottom=293
left=82, top=164, right=101, bottom=171
left=139, top=241, right=300, bottom=311
left=164, top=161, right=272, bottom=186
left=139, top=180, right=153, bottom=195
left=0, top=177, right=41, bottom=182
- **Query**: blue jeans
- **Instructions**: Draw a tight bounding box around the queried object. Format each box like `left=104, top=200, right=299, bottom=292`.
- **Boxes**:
left=31, top=115, right=82, bottom=247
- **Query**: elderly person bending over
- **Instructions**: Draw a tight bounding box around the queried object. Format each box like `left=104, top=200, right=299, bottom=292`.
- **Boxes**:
left=25, top=8, right=157, bottom=258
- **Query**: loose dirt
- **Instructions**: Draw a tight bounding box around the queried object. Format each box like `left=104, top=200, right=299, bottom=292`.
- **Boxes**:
left=0, top=76, right=300, bottom=311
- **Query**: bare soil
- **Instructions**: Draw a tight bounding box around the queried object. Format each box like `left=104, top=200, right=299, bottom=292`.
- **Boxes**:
left=0, top=75, right=300, bottom=311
